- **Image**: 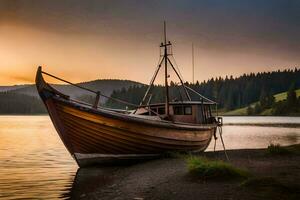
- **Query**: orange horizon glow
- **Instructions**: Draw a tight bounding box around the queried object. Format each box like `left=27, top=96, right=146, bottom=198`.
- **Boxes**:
left=1, top=24, right=299, bottom=86
left=1, top=1, right=299, bottom=86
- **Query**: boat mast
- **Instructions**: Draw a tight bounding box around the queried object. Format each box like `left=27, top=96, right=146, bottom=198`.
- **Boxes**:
left=139, top=21, right=191, bottom=112
left=163, top=21, right=170, bottom=116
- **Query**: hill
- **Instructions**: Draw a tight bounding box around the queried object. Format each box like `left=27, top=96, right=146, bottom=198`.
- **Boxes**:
left=0, top=85, right=28, bottom=92
left=0, top=79, right=143, bottom=114
left=1, top=68, right=299, bottom=115
left=223, top=89, right=300, bottom=116
left=11, top=79, right=142, bottom=101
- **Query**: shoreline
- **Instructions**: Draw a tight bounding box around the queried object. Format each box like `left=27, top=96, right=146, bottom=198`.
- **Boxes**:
left=0, top=114, right=48, bottom=116
left=224, top=123, right=300, bottom=128
left=0, top=115, right=299, bottom=127
left=0, top=114, right=299, bottom=117
left=67, top=145, right=300, bottom=200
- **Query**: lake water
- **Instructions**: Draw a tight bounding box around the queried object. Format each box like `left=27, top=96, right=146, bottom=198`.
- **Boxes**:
left=223, top=116, right=300, bottom=125
left=0, top=115, right=299, bottom=199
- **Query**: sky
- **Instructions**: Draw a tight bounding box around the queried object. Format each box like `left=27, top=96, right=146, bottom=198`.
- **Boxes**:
left=0, top=0, right=299, bottom=85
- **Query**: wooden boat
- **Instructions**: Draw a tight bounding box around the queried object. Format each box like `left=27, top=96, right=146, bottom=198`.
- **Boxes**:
left=35, top=22, right=222, bottom=167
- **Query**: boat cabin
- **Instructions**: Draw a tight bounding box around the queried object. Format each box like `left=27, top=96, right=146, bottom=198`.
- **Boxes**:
left=135, top=101, right=215, bottom=124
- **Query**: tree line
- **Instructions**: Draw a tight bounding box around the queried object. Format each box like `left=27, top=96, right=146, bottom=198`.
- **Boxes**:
left=0, top=68, right=299, bottom=114
left=105, top=68, right=300, bottom=111
left=0, top=92, right=46, bottom=114
left=247, top=83, right=300, bottom=115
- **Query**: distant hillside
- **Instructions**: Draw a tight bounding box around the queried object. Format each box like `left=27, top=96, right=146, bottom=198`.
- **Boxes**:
left=0, top=85, right=28, bottom=92
left=0, top=92, right=46, bottom=114
left=224, top=89, right=300, bottom=116
left=0, top=79, right=143, bottom=114
left=10, top=79, right=142, bottom=102
left=1, top=69, right=299, bottom=115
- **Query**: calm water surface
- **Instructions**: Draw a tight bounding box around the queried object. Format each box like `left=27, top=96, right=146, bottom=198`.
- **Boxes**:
left=0, top=116, right=77, bottom=199
left=223, top=116, right=300, bottom=124
left=0, top=115, right=299, bottom=199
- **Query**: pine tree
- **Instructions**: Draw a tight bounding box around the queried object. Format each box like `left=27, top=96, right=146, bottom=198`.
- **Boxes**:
left=287, top=83, right=297, bottom=107
left=247, top=106, right=254, bottom=115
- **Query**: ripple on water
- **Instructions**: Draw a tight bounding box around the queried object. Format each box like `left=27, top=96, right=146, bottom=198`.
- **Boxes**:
left=0, top=116, right=299, bottom=199
left=0, top=116, right=77, bottom=199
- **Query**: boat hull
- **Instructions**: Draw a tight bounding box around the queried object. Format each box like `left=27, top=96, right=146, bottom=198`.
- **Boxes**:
left=36, top=67, right=217, bottom=167
left=44, top=97, right=215, bottom=167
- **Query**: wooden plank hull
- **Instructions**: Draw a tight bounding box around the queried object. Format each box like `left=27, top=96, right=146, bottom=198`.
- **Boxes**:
left=44, top=98, right=215, bottom=166
left=35, top=67, right=217, bottom=167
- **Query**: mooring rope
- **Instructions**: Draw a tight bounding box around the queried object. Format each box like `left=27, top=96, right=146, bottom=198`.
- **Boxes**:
left=217, top=125, right=229, bottom=161
left=213, top=131, right=217, bottom=152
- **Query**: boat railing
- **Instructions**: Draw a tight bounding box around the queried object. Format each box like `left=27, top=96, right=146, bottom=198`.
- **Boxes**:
left=41, top=70, right=162, bottom=117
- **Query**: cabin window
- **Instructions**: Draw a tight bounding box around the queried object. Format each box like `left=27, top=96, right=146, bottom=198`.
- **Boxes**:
left=197, top=105, right=212, bottom=123
left=184, top=106, right=192, bottom=115
left=173, top=106, right=183, bottom=115
left=174, top=106, right=192, bottom=115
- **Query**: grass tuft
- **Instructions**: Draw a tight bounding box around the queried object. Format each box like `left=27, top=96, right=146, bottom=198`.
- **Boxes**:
left=266, top=144, right=292, bottom=155
left=187, top=156, right=249, bottom=180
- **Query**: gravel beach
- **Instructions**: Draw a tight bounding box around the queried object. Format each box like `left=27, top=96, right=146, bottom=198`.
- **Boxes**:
left=67, top=145, right=300, bottom=200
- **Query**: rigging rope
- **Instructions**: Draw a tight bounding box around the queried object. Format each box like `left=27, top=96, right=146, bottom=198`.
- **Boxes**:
left=184, top=85, right=217, bottom=104
left=42, top=71, right=139, bottom=108
left=41, top=70, right=163, bottom=117
left=169, top=55, right=217, bottom=104
left=139, top=53, right=164, bottom=106
left=169, top=55, right=186, bottom=84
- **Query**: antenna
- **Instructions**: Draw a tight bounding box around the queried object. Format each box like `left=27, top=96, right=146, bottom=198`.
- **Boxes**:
left=164, top=21, right=167, bottom=46
left=192, top=43, right=195, bottom=84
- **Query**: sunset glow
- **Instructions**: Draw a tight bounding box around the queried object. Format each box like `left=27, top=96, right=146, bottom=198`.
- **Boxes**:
left=1, top=0, right=299, bottom=85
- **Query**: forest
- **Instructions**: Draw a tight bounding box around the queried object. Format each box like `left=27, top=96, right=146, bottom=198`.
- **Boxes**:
left=247, top=84, right=300, bottom=116
left=106, top=68, right=300, bottom=112
left=0, top=92, right=46, bottom=114
left=0, top=68, right=299, bottom=115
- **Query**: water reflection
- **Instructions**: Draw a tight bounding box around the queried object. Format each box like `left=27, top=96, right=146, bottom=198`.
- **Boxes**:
left=223, top=116, right=300, bottom=124
left=65, top=167, right=117, bottom=199
left=0, top=116, right=299, bottom=199
left=207, top=125, right=300, bottom=151
left=0, top=116, right=77, bottom=199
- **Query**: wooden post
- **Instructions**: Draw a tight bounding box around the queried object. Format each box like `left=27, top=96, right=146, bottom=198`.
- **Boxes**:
left=93, top=91, right=101, bottom=109
left=201, top=98, right=205, bottom=123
